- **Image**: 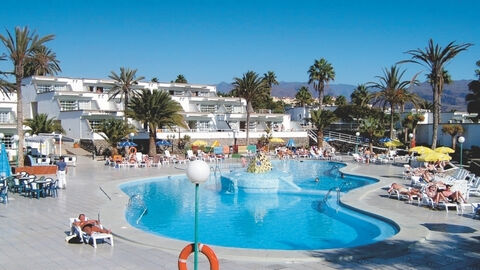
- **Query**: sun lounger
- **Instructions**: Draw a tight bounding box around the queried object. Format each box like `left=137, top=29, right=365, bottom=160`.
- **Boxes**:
left=69, top=217, right=114, bottom=248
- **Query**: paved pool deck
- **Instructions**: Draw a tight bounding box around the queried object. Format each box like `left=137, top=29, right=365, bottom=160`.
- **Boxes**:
left=0, top=155, right=479, bottom=270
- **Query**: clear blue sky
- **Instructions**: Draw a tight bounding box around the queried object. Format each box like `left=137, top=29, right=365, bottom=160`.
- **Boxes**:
left=1, top=0, right=479, bottom=85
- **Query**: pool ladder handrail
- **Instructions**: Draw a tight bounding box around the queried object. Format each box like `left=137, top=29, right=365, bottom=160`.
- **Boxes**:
left=136, top=207, right=148, bottom=224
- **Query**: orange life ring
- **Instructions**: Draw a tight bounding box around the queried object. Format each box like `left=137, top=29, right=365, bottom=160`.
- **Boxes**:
left=129, top=147, right=137, bottom=155
left=178, top=243, right=219, bottom=270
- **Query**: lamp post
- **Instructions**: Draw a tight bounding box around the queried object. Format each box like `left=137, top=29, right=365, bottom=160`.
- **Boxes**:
left=186, top=160, right=210, bottom=270
left=458, top=136, right=465, bottom=167
left=355, top=132, right=360, bottom=154
left=12, top=135, right=19, bottom=167
left=58, top=134, right=63, bottom=156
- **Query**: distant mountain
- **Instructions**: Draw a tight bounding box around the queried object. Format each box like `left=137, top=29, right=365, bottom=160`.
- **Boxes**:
left=215, top=80, right=473, bottom=111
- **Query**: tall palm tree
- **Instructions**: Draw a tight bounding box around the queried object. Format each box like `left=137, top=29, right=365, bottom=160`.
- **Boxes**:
left=108, top=67, right=145, bottom=125
left=466, top=60, right=480, bottom=122
left=23, top=45, right=61, bottom=76
left=350, top=84, right=370, bottom=107
left=294, top=86, right=313, bottom=107
left=24, top=113, right=64, bottom=134
left=0, top=26, right=55, bottom=166
left=174, top=74, right=187, bottom=83
left=310, top=109, right=337, bottom=148
left=401, top=39, right=472, bottom=148
left=308, top=58, right=335, bottom=109
left=97, top=118, right=136, bottom=155
left=369, top=65, right=416, bottom=139
left=127, top=89, right=186, bottom=156
left=263, top=71, right=278, bottom=95
left=232, top=71, right=266, bottom=145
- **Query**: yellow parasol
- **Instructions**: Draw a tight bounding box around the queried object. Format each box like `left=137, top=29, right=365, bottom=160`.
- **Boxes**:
left=409, top=146, right=434, bottom=154
left=211, top=140, right=220, bottom=147
left=269, top=138, right=284, bottom=143
left=417, top=152, right=452, bottom=162
left=192, top=140, right=208, bottom=147
left=384, top=139, right=403, bottom=148
left=434, top=146, right=455, bottom=154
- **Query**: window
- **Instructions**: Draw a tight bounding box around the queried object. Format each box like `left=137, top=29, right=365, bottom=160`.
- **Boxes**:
left=88, top=120, right=104, bottom=132
left=36, top=84, right=66, bottom=93
left=224, top=105, right=233, bottom=113
left=59, top=100, right=77, bottom=111
left=0, top=111, right=11, bottom=123
left=197, top=121, right=212, bottom=131
left=1, top=135, right=13, bottom=149
left=78, top=100, right=91, bottom=110
left=199, top=104, right=217, bottom=113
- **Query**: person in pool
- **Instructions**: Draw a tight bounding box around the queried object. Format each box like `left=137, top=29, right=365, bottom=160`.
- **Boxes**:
left=74, top=214, right=111, bottom=235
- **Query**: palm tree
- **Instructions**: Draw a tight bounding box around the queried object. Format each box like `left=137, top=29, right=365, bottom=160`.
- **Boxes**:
left=24, top=113, right=64, bottom=134
left=97, top=118, right=136, bottom=155
left=308, top=58, right=335, bottom=109
left=151, top=77, right=159, bottom=83
left=419, top=100, right=434, bottom=111
left=335, top=95, right=347, bottom=106
left=322, top=95, right=334, bottom=105
left=0, top=55, right=14, bottom=96
left=441, top=124, right=464, bottom=149
left=23, top=45, right=61, bottom=76
left=232, top=71, right=266, bottom=145
left=0, top=26, right=55, bottom=166
left=263, top=71, right=278, bottom=95
left=350, top=84, right=370, bottom=107
left=466, top=60, right=480, bottom=122
left=294, top=86, right=313, bottom=107
left=369, top=65, right=416, bottom=139
left=127, top=89, right=186, bottom=156
left=310, top=109, right=337, bottom=148
left=174, top=74, right=187, bottom=83
left=402, top=39, right=472, bottom=148
left=359, top=117, right=385, bottom=153
left=108, top=67, right=145, bottom=125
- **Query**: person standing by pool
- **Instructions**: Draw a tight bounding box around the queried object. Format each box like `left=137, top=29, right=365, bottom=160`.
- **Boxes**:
left=56, top=157, right=67, bottom=189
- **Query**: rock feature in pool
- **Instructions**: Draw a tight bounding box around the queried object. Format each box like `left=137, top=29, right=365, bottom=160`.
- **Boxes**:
left=223, top=153, right=299, bottom=193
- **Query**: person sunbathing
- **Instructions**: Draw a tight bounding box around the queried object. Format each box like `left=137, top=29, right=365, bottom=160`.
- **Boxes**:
left=439, top=184, right=466, bottom=204
left=74, top=214, right=111, bottom=235
left=387, top=183, right=420, bottom=201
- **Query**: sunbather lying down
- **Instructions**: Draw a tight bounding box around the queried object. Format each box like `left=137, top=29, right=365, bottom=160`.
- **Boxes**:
left=388, top=183, right=420, bottom=201
left=74, top=214, right=111, bottom=235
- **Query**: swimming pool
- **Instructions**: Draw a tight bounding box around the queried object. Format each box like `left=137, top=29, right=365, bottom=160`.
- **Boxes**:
left=121, top=160, right=398, bottom=250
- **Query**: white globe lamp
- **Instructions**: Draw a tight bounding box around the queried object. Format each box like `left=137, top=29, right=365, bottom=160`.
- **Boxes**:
left=458, top=136, right=465, bottom=167
left=186, top=160, right=210, bottom=184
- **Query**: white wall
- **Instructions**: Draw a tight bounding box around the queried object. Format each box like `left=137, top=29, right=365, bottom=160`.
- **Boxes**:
left=416, top=123, right=480, bottom=149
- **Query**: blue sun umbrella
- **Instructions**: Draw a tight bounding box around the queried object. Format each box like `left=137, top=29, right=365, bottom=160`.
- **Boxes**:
left=286, top=139, right=295, bottom=148
left=117, top=141, right=137, bottom=147
left=156, top=139, right=172, bottom=146
left=379, top=137, right=391, bottom=143
left=0, top=144, right=11, bottom=177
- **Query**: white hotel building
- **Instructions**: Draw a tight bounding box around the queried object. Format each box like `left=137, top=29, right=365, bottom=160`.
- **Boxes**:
left=13, top=76, right=307, bottom=148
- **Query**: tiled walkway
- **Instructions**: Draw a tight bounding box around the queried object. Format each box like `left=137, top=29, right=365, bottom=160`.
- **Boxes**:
left=0, top=156, right=479, bottom=269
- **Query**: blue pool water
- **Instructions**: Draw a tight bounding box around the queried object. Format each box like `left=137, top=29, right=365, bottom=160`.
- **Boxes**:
left=121, top=160, right=398, bottom=250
